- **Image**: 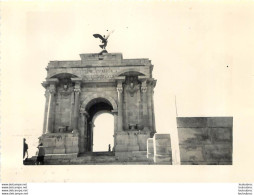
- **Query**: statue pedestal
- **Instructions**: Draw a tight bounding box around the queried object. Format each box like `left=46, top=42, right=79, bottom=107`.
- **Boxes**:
left=114, top=131, right=150, bottom=160
left=39, top=133, right=79, bottom=155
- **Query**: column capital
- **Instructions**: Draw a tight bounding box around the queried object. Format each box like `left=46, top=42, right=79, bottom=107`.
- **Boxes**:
left=116, top=78, right=124, bottom=93
left=44, top=89, right=49, bottom=97
left=49, top=84, right=56, bottom=94
left=74, top=88, right=81, bottom=93
left=148, top=79, right=157, bottom=88
left=42, top=78, right=59, bottom=88
left=80, top=107, right=89, bottom=117
left=141, top=80, right=147, bottom=93
left=72, top=78, right=82, bottom=93
left=117, top=86, right=123, bottom=93
left=141, top=87, right=147, bottom=93
left=116, top=76, right=125, bottom=88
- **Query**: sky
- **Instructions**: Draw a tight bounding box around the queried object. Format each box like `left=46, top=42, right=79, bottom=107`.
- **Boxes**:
left=1, top=1, right=254, bottom=182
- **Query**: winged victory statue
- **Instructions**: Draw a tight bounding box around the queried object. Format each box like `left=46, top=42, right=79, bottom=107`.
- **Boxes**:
left=93, top=30, right=114, bottom=52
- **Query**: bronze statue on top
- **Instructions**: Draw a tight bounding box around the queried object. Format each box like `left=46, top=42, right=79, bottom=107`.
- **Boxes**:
left=93, top=30, right=114, bottom=52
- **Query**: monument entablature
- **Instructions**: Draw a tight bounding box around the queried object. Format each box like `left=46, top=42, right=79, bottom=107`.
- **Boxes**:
left=40, top=52, right=156, bottom=159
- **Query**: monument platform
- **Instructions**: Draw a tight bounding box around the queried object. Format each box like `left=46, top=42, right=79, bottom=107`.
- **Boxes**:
left=24, top=151, right=155, bottom=165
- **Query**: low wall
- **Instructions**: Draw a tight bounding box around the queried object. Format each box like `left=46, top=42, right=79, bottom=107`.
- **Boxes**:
left=177, top=117, right=233, bottom=165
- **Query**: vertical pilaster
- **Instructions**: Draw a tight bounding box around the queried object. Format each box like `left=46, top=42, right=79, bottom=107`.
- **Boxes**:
left=79, top=109, right=89, bottom=153
left=117, top=80, right=123, bottom=132
left=71, top=78, right=82, bottom=133
left=73, top=88, right=81, bottom=130
left=147, top=79, right=155, bottom=132
left=151, top=80, right=157, bottom=133
left=141, top=79, right=148, bottom=127
left=69, top=91, right=75, bottom=130
left=83, top=111, right=89, bottom=152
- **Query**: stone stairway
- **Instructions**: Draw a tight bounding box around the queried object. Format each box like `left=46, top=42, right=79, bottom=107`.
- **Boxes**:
left=24, top=151, right=154, bottom=165
left=78, top=151, right=115, bottom=157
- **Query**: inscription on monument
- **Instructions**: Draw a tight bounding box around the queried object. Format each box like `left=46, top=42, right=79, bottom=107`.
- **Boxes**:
left=83, top=67, right=118, bottom=80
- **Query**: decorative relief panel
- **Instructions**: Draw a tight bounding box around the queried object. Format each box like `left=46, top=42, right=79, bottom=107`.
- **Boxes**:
left=123, top=76, right=143, bottom=130
left=54, top=79, right=74, bottom=132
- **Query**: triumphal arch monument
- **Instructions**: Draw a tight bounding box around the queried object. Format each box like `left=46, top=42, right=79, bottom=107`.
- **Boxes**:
left=40, top=52, right=156, bottom=160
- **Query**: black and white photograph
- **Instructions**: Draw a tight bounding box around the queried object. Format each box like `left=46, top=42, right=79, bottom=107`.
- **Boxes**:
left=1, top=0, right=254, bottom=190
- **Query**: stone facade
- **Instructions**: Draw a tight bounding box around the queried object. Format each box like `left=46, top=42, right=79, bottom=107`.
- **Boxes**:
left=39, top=52, right=156, bottom=159
left=177, top=117, right=233, bottom=165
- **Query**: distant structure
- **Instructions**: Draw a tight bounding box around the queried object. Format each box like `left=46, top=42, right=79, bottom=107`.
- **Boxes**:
left=146, top=117, right=233, bottom=165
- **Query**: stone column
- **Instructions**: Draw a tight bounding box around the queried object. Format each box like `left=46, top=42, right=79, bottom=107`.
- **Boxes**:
left=73, top=88, right=81, bottom=131
left=69, top=91, right=75, bottom=130
left=151, top=80, right=157, bottom=134
left=89, top=121, right=95, bottom=151
left=147, top=81, right=153, bottom=130
left=80, top=109, right=89, bottom=153
left=147, top=79, right=156, bottom=134
left=45, top=79, right=58, bottom=134
left=42, top=86, right=50, bottom=134
left=111, top=109, right=118, bottom=151
left=71, top=78, right=82, bottom=133
left=117, top=81, right=123, bottom=132
left=83, top=111, right=89, bottom=152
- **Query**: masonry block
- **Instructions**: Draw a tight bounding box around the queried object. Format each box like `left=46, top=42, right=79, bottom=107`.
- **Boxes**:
left=40, top=133, right=80, bottom=155
left=52, top=147, right=66, bottom=154
left=153, top=133, right=172, bottom=164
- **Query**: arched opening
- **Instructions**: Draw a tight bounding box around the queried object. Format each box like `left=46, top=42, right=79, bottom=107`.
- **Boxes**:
left=84, top=98, right=115, bottom=152
left=93, top=113, right=114, bottom=152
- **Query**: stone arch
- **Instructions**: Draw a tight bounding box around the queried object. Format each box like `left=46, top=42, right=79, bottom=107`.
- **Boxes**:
left=50, top=73, right=78, bottom=79
left=81, top=94, right=117, bottom=111
left=92, top=110, right=113, bottom=124
left=82, top=96, right=116, bottom=152
left=117, top=70, right=146, bottom=77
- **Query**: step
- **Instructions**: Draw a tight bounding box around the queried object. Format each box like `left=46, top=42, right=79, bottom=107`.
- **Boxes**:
left=24, top=151, right=152, bottom=165
left=78, top=152, right=115, bottom=157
